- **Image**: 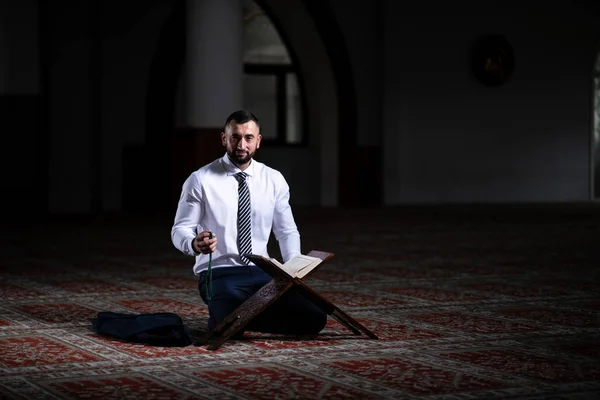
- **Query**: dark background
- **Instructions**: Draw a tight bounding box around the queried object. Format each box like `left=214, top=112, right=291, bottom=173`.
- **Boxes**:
left=1, top=0, right=599, bottom=222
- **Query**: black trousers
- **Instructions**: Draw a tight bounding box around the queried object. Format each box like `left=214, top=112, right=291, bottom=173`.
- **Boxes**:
left=198, top=265, right=327, bottom=335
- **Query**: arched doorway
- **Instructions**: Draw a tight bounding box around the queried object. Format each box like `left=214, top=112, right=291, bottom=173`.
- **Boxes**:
left=255, top=0, right=358, bottom=207
left=242, top=0, right=306, bottom=146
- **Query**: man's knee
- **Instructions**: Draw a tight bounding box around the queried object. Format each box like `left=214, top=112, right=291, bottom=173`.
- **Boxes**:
left=208, top=276, right=250, bottom=302
left=207, top=298, right=243, bottom=325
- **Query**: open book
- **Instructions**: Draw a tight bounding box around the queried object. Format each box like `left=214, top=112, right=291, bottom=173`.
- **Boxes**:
left=267, top=254, right=323, bottom=279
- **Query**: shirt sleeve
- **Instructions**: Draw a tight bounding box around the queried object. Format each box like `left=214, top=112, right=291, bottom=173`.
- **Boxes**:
left=272, top=171, right=301, bottom=262
left=171, top=173, right=204, bottom=257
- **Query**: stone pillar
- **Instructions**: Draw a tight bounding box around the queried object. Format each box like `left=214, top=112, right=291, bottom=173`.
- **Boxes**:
left=184, top=0, right=243, bottom=127
left=172, top=0, right=244, bottom=202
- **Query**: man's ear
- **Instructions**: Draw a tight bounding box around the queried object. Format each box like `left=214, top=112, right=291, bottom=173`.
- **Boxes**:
left=220, top=131, right=227, bottom=147
left=256, top=133, right=262, bottom=149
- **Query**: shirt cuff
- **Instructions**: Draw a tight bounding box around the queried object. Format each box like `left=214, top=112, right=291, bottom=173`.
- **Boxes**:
left=190, top=238, right=200, bottom=256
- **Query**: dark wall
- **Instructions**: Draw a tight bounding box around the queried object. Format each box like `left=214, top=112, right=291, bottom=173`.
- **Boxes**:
left=2, top=0, right=599, bottom=219
left=40, top=0, right=175, bottom=214
left=0, top=0, right=42, bottom=215
left=382, top=0, right=600, bottom=204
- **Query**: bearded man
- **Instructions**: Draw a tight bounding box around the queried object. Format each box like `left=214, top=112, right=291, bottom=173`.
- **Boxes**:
left=171, top=110, right=327, bottom=337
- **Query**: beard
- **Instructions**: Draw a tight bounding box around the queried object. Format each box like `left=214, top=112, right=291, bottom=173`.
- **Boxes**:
left=228, top=149, right=253, bottom=166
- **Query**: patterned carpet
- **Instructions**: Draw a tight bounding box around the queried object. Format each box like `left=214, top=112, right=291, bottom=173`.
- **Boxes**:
left=1, top=205, right=600, bottom=399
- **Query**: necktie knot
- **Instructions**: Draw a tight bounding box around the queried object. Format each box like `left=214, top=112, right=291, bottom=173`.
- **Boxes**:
left=235, top=172, right=248, bottom=183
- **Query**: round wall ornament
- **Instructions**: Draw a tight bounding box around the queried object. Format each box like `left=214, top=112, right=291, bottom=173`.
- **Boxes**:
left=471, top=34, right=515, bottom=86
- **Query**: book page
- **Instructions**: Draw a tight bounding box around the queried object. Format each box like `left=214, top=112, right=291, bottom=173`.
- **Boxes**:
left=269, top=258, right=284, bottom=269
left=283, top=254, right=321, bottom=277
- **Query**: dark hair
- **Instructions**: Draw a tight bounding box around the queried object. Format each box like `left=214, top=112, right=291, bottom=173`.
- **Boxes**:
left=224, top=110, right=260, bottom=132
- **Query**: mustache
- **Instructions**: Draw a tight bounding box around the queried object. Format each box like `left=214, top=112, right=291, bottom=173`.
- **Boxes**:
left=232, top=150, right=251, bottom=159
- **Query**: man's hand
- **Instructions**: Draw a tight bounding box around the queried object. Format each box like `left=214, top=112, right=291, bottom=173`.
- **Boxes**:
left=193, top=231, right=217, bottom=254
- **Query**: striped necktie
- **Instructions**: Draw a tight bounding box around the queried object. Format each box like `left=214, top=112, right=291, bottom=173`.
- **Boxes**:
left=235, top=171, right=252, bottom=264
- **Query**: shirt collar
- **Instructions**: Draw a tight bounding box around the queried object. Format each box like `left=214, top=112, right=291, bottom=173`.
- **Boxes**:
left=221, top=152, right=255, bottom=177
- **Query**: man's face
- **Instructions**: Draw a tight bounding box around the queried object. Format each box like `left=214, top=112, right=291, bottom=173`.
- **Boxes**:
left=221, top=120, right=261, bottom=168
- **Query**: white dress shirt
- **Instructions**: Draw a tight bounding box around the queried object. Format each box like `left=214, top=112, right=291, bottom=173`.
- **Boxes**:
left=171, top=153, right=301, bottom=275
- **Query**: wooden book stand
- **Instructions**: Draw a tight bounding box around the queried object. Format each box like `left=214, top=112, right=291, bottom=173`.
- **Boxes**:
left=197, top=250, right=378, bottom=350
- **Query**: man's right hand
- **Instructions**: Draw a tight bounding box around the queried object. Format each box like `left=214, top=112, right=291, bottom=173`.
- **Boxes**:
left=193, top=231, right=217, bottom=254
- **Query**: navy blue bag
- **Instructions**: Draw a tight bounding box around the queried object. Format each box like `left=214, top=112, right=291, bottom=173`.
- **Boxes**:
left=91, top=312, right=194, bottom=347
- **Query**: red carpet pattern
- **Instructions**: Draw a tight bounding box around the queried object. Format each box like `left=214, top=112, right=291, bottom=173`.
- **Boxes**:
left=1, top=206, right=599, bottom=399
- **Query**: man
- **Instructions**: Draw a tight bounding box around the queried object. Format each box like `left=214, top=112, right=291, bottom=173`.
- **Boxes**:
left=171, top=110, right=327, bottom=336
